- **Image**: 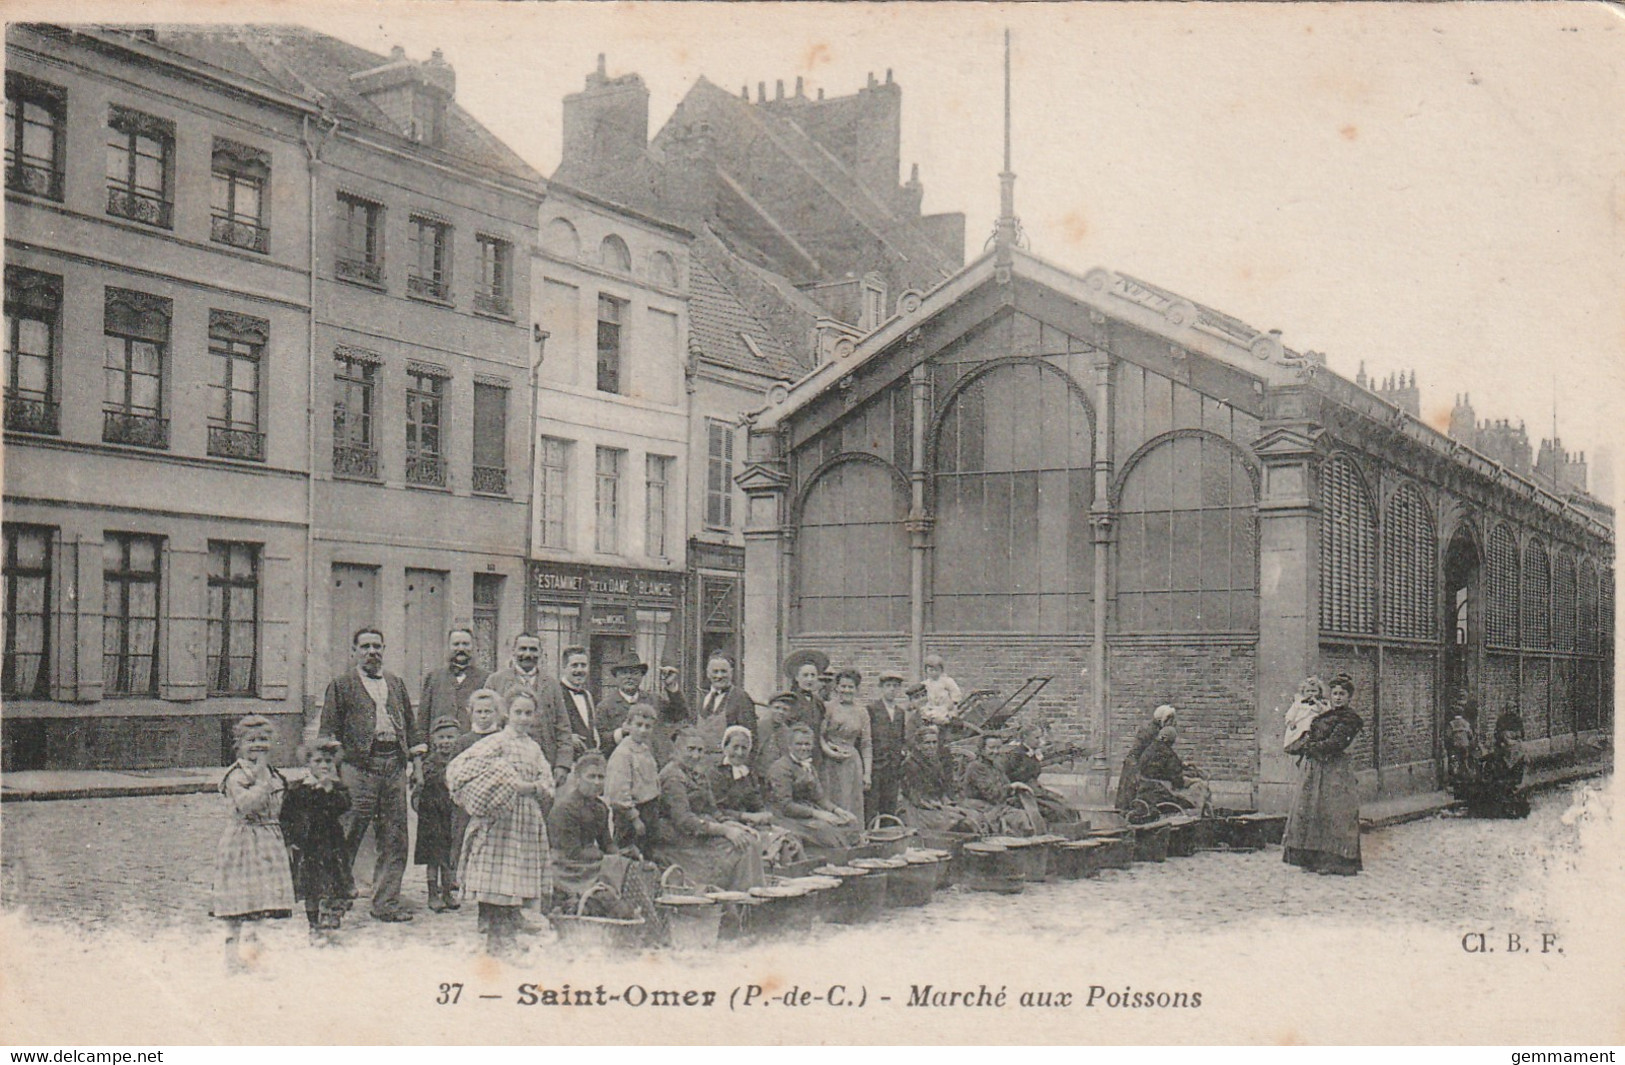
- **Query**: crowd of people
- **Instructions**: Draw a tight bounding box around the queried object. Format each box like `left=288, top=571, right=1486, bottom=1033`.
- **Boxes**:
left=206, top=627, right=1537, bottom=965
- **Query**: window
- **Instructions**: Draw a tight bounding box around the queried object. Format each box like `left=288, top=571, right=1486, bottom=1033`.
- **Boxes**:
left=596, top=294, right=625, bottom=394
left=600, top=234, right=632, bottom=274
left=4, top=524, right=53, bottom=699
left=646, top=454, right=673, bottom=558
left=596, top=446, right=624, bottom=554
left=102, top=288, right=170, bottom=449
left=797, top=459, right=910, bottom=633
left=408, top=215, right=452, bottom=302
left=333, top=348, right=380, bottom=478
left=5, top=72, right=65, bottom=200
left=336, top=193, right=384, bottom=285
left=472, top=573, right=504, bottom=673
left=207, top=310, right=267, bottom=461
left=105, top=105, right=173, bottom=228
left=210, top=138, right=270, bottom=253
left=538, top=438, right=570, bottom=548
left=643, top=308, right=680, bottom=405
left=475, top=235, right=513, bottom=317
left=706, top=419, right=735, bottom=529
left=207, top=541, right=258, bottom=695
left=1522, top=538, right=1551, bottom=649
left=410, top=91, right=445, bottom=146
left=649, top=251, right=677, bottom=289
left=4, top=266, right=61, bottom=434
left=542, top=217, right=580, bottom=259
left=1318, top=453, right=1376, bottom=635
left=1381, top=482, right=1437, bottom=639
left=1486, top=523, right=1519, bottom=648
left=103, top=533, right=162, bottom=696
left=472, top=380, right=509, bottom=494
left=862, top=276, right=887, bottom=331
left=1116, top=433, right=1256, bottom=634
left=933, top=361, right=1097, bottom=632
left=405, top=365, right=447, bottom=486
left=1554, top=552, right=1577, bottom=654
left=541, top=279, right=580, bottom=385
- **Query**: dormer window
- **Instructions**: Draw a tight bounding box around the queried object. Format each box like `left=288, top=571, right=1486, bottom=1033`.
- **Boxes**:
left=861, top=274, right=887, bottom=332
left=411, top=91, right=445, bottom=147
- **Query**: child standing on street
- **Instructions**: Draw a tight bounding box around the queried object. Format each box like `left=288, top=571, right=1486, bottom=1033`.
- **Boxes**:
left=415, top=716, right=463, bottom=911
left=212, top=714, right=295, bottom=971
left=279, top=737, right=354, bottom=944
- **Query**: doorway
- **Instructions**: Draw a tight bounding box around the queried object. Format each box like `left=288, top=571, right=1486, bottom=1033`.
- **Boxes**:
left=1442, top=525, right=1482, bottom=760
left=589, top=634, right=630, bottom=697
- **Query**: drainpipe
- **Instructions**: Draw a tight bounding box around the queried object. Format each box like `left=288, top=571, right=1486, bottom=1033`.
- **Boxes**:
left=907, top=363, right=930, bottom=678
left=300, top=112, right=336, bottom=736
left=527, top=327, right=549, bottom=631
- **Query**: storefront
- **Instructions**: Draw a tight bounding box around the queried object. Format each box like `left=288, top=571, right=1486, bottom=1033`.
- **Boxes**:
left=527, top=561, right=684, bottom=694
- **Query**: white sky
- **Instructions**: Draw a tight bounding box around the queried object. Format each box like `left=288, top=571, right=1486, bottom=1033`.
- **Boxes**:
left=29, top=0, right=1625, bottom=491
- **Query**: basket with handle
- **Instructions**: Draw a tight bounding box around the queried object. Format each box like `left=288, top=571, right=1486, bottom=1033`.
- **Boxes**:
left=864, top=813, right=917, bottom=857
left=654, top=865, right=723, bottom=950
left=548, top=882, right=646, bottom=951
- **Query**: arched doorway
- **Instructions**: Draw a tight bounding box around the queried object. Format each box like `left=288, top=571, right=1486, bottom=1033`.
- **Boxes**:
left=1442, top=524, right=1482, bottom=740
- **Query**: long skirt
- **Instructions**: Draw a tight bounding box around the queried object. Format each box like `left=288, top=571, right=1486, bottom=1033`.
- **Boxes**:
left=653, top=833, right=765, bottom=892
left=773, top=813, right=865, bottom=860
left=899, top=798, right=993, bottom=836
left=1282, top=752, right=1362, bottom=873
left=819, top=750, right=865, bottom=821
left=212, top=821, right=295, bottom=919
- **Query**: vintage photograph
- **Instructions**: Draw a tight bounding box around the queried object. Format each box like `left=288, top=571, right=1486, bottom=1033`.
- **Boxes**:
left=1, top=0, right=1619, bottom=1046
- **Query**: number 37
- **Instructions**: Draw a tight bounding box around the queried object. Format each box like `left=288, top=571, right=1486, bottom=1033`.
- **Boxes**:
left=437, top=983, right=463, bottom=1005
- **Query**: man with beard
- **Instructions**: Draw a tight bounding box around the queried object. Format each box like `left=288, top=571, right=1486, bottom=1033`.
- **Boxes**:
left=416, top=627, right=489, bottom=736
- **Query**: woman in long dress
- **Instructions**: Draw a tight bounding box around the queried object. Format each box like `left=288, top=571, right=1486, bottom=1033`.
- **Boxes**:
left=447, top=692, right=554, bottom=955
left=1282, top=671, right=1364, bottom=875
left=818, top=668, right=872, bottom=821
left=1116, top=704, right=1174, bottom=814
left=711, top=725, right=803, bottom=866
left=653, top=727, right=766, bottom=892
left=898, top=720, right=990, bottom=835
left=766, top=723, right=865, bottom=859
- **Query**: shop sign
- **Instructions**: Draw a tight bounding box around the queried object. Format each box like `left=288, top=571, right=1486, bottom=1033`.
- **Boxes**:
left=530, top=561, right=680, bottom=604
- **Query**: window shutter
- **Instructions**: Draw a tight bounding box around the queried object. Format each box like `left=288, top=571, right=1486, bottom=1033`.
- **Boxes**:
left=1381, top=483, right=1436, bottom=639
left=1522, top=539, right=1551, bottom=649
left=1319, top=454, right=1376, bottom=634
left=1486, top=524, right=1519, bottom=648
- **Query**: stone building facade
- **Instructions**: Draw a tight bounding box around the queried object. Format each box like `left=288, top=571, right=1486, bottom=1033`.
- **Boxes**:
left=739, top=246, right=1614, bottom=809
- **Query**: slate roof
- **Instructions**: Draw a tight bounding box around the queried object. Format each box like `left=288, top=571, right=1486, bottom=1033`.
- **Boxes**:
left=130, top=25, right=541, bottom=185
left=687, top=247, right=804, bottom=381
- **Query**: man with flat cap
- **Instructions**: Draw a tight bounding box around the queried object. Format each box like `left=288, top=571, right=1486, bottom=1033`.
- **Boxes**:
left=866, top=669, right=909, bottom=823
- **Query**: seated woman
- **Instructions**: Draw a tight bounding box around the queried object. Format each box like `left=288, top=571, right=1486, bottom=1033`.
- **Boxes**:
left=546, top=752, right=660, bottom=926
left=898, top=720, right=991, bottom=835
left=1460, top=712, right=1530, bottom=820
left=1001, top=722, right=1084, bottom=825
left=1116, top=705, right=1174, bottom=814
left=1132, top=725, right=1212, bottom=820
left=962, top=733, right=1044, bottom=836
left=765, top=723, right=865, bottom=859
left=711, top=725, right=803, bottom=867
left=652, top=727, right=766, bottom=892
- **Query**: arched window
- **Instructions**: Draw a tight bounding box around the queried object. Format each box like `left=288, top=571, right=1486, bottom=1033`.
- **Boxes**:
left=931, top=360, right=1093, bottom=632
left=1381, top=482, right=1437, bottom=639
left=1522, top=537, right=1551, bottom=649
left=1486, top=523, right=1519, bottom=648
left=1553, top=551, right=1577, bottom=654
left=1578, top=558, right=1599, bottom=656
left=541, top=217, right=579, bottom=259
left=796, top=458, right=909, bottom=633
left=1319, top=453, right=1376, bottom=635
left=1603, top=569, right=1615, bottom=655
left=599, top=234, right=632, bottom=274
left=1117, top=432, right=1258, bottom=633
left=648, top=251, right=677, bottom=289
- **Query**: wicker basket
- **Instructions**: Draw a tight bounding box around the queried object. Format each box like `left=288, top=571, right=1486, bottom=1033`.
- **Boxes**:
left=548, top=883, right=647, bottom=951
left=655, top=866, right=722, bottom=950
left=813, top=864, right=889, bottom=923
left=961, top=841, right=1025, bottom=894
left=864, top=814, right=917, bottom=857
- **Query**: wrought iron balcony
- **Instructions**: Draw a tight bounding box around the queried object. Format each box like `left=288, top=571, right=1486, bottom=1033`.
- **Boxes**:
left=103, top=409, right=169, bottom=449
left=407, top=274, right=451, bottom=302
left=106, top=186, right=173, bottom=228
left=473, top=290, right=512, bottom=318
left=5, top=394, right=59, bottom=434
left=472, top=464, right=508, bottom=495
left=6, top=162, right=63, bottom=200
left=333, top=443, right=379, bottom=479
left=208, top=425, right=266, bottom=461
left=406, top=451, right=446, bottom=487
left=336, top=256, right=384, bottom=286
left=210, top=214, right=269, bottom=254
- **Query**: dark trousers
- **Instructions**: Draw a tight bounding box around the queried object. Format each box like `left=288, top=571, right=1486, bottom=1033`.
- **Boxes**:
left=342, top=755, right=410, bottom=917
left=865, top=766, right=901, bottom=825
left=305, top=898, right=346, bottom=930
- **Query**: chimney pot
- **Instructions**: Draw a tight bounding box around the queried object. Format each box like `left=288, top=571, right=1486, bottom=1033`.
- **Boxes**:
left=867, top=71, right=877, bottom=88
left=741, top=85, right=749, bottom=99
left=886, top=68, right=894, bottom=84
left=795, top=76, right=804, bottom=97
left=390, top=44, right=406, bottom=59
left=758, top=81, right=766, bottom=102
left=597, top=53, right=607, bottom=76
left=776, top=79, right=784, bottom=100
left=817, top=88, right=825, bottom=100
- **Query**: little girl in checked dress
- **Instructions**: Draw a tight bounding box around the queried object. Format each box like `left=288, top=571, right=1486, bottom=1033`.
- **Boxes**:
left=212, top=715, right=296, bottom=971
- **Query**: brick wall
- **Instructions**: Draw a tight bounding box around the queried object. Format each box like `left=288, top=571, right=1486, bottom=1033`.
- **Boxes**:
left=1549, top=658, right=1574, bottom=737
left=1109, top=640, right=1257, bottom=782
left=1483, top=652, right=1521, bottom=725
left=1379, top=648, right=1436, bottom=767
left=1317, top=644, right=1376, bottom=770
left=1521, top=657, right=1551, bottom=738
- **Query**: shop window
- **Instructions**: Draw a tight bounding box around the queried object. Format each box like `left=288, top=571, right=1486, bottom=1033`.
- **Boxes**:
left=933, top=360, right=1095, bottom=633
left=1117, top=432, right=1257, bottom=634
left=1319, top=453, right=1376, bottom=635
left=3, top=524, right=53, bottom=699
left=797, top=458, right=909, bottom=633
left=534, top=604, right=581, bottom=680
left=103, top=533, right=162, bottom=696
left=1381, top=482, right=1437, bottom=639
left=207, top=541, right=259, bottom=695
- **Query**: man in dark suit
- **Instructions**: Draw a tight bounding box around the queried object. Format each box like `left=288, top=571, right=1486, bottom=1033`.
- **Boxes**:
left=597, top=651, right=689, bottom=763
left=318, top=626, right=422, bottom=922
left=532, top=645, right=593, bottom=785
left=865, top=670, right=909, bottom=824
left=416, top=626, right=489, bottom=736
left=696, top=652, right=758, bottom=755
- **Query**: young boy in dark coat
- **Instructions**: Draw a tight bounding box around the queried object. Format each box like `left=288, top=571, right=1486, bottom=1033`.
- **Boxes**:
left=279, top=738, right=354, bottom=944
left=414, top=716, right=463, bottom=912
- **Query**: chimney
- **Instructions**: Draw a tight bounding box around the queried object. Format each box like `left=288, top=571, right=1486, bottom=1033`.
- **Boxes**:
left=776, top=79, right=785, bottom=100
left=349, top=45, right=455, bottom=144
left=795, top=76, right=805, bottom=97
left=560, top=58, right=650, bottom=176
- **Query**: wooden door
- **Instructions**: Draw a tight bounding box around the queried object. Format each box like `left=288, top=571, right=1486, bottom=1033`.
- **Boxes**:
left=403, top=568, right=448, bottom=698
left=329, top=563, right=379, bottom=685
